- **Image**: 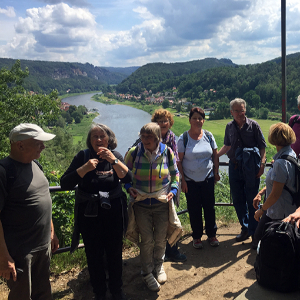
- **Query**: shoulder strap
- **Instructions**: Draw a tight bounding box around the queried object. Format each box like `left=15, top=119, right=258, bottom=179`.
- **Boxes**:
left=167, top=147, right=171, bottom=166
left=0, top=158, right=43, bottom=195
left=279, top=155, right=300, bottom=206
left=183, top=131, right=188, bottom=156
left=291, top=115, right=300, bottom=129
left=33, top=159, right=43, bottom=172
left=203, top=130, right=213, bottom=150
left=131, top=146, right=139, bottom=164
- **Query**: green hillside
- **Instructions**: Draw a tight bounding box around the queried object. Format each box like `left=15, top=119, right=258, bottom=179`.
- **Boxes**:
left=116, top=58, right=236, bottom=94
left=0, top=58, right=136, bottom=94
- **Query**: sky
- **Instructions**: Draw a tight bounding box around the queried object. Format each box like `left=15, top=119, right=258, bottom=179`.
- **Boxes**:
left=0, top=0, right=300, bottom=67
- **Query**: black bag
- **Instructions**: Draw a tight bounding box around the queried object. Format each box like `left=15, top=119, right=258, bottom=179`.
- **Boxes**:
left=254, top=221, right=300, bottom=292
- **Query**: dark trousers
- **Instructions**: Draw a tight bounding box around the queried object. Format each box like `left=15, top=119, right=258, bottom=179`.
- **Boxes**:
left=185, top=177, right=217, bottom=239
left=229, top=161, right=260, bottom=236
left=78, top=198, right=124, bottom=296
left=253, top=213, right=273, bottom=243
left=7, top=245, right=52, bottom=300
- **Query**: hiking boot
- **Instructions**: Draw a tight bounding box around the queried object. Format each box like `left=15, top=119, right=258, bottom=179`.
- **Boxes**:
left=193, top=238, right=203, bottom=249
left=236, top=230, right=249, bottom=242
left=165, top=252, right=187, bottom=262
left=154, top=264, right=167, bottom=284
left=207, top=236, right=219, bottom=247
left=142, top=273, right=161, bottom=292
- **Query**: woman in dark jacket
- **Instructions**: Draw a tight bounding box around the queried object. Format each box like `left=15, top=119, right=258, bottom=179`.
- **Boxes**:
left=61, top=123, right=132, bottom=300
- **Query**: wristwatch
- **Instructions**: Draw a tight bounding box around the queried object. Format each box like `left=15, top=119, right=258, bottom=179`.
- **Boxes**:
left=111, top=158, right=119, bottom=165
left=260, top=206, right=267, bottom=213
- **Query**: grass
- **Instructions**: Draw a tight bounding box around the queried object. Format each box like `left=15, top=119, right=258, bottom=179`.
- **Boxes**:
left=59, top=91, right=102, bottom=100
left=50, top=248, right=87, bottom=275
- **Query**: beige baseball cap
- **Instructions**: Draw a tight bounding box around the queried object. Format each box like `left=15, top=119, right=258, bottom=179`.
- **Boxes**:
left=9, top=123, right=56, bottom=142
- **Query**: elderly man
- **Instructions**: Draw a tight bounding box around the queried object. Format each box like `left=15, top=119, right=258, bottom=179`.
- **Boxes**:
left=288, top=94, right=300, bottom=157
left=0, top=123, right=59, bottom=300
left=218, top=99, right=266, bottom=243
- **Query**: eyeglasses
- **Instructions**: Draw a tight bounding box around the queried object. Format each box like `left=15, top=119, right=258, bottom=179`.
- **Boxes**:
left=157, top=120, right=169, bottom=124
left=233, top=110, right=245, bottom=114
left=140, top=134, right=155, bottom=140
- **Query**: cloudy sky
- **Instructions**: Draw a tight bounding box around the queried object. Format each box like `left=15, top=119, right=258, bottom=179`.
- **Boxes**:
left=0, top=0, right=300, bottom=67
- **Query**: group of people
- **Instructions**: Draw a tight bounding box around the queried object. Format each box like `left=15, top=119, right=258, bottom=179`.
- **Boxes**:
left=1, top=95, right=300, bottom=300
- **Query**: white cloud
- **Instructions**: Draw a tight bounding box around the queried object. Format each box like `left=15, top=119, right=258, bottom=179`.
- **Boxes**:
left=1, top=0, right=300, bottom=67
left=0, top=6, right=16, bottom=17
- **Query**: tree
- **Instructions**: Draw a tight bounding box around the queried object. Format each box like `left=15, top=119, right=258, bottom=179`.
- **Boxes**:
left=162, top=99, right=170, bottom=108
left=176, top=103, right=181, bottom=112
left=0, top=60, right=60, bottom=153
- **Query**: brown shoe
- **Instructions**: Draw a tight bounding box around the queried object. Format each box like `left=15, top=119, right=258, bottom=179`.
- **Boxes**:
left=236, top=230, right=249, bottom=242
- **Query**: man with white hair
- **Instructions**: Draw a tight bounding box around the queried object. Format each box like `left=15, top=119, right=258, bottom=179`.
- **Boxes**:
left=0, top=123, right=59, bottom=300
left=218, top=99, right=266, bottom=245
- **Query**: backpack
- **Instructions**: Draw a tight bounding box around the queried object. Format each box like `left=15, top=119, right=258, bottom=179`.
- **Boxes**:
left=279, top=155, right=300, bottom=208
left=131, top=144, right=171, bottom=167
left=254, top=221, right=300, bottom=292
left=0, top=157, right=43, bottom=194
left=290, top=115, right=300, bottom=129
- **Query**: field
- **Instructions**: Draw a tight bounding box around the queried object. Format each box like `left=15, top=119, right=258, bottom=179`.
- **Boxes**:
left=171, top=114, right=277, bottom=161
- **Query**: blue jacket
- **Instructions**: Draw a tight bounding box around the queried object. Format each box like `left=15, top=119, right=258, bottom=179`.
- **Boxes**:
left=235, top=147, right=261, bottom=188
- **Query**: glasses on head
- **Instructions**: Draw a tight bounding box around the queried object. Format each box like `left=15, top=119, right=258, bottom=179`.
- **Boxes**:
left=157, top=120, right=169, bottom=124
left=140, top=134, right=155, bottom=141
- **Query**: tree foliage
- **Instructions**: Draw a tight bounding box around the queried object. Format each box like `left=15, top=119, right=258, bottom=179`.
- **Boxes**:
left=0, top=60, right=61, bottom=151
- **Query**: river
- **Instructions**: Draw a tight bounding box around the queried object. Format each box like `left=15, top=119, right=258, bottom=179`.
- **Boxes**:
left=64, top=93, right=229, bottom=172
left=63, top=93, right=151, bottom=156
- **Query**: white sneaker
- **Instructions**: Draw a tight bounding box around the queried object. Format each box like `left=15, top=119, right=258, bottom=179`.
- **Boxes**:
left=142, top=273, right=161, bottom=292
left=155, top=264, right=167, bottom=284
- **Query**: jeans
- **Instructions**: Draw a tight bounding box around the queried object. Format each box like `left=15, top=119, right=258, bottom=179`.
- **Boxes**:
left=229, top=160, right=260, bottom=236
left=185, top=177, right=217, bottom=239
left=7, top=245, right=52, bottom=300
left=79, top=197, right=124, bottom=296
left=133, top=201, right=169, bottom=275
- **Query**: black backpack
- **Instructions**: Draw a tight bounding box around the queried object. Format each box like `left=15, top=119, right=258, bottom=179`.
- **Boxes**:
left=254, top=221, right=300, bottom=292
left=279, top=155, right=300, bottom=208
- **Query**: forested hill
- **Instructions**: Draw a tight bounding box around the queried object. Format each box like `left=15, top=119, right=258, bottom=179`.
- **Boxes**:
left=116, top=58, right=236, bottom=94
left=0, top=58, right=137, bottom=94
left=172, top=52, right=300, bottom=114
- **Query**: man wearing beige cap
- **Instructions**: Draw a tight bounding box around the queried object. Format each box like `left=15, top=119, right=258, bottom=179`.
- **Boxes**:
left=0, top=123, right=59, bottom=300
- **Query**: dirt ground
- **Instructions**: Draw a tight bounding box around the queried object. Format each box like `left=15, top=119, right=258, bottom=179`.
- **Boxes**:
left=0, top=223, right=272, bottom=300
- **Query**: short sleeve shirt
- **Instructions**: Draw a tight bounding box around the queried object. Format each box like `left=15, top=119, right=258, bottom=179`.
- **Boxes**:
left=0, top=158, right=52, bottom=256
left=266, top=146, right=297, bottom=219
left=224, top=117, right=267, bottom=161
left=178, top=131, right=217, bottom=182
